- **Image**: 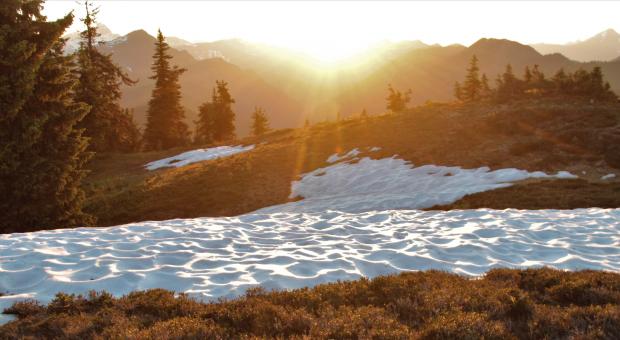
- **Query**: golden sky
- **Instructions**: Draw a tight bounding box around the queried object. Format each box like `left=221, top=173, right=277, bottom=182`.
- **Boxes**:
left=43, top=1, right=620, bottom=62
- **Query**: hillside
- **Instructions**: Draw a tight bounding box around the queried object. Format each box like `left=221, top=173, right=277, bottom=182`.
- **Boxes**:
left=335, top=38, right=620, bottom=116
left=71, top=99, right=620, bottom=229
left=98, top=30, right=304, bottom=136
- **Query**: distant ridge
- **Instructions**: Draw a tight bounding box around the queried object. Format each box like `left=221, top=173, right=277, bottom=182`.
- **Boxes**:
left=532, top=28, right=620, bottom=62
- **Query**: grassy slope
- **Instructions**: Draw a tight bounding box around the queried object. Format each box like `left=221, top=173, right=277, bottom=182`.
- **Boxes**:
left=2, top=268, right=620, bottom=339
left=83, top=99, right=620, bottom=228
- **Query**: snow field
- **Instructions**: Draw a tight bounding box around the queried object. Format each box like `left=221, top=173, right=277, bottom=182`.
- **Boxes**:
left=259, top=153, right=578, bottom=213
left=1, top=208, right=619, bottom=322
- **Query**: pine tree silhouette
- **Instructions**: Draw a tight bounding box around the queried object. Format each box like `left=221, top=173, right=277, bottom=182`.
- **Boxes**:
left=0, top=2, right=92, bottom=231
left=75, top=1, right=140, bottom=152
left=143, top=29, right=189, bottom=150
left=251, top=107, right=270, bottom=137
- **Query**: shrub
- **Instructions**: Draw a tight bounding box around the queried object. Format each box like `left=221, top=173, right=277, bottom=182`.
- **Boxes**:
left=3, top=268, right=620, bottom=339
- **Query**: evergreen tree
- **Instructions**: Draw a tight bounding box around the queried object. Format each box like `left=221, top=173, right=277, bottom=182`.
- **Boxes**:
left=386, top=84, right=411, bottom=113
left=195, top=81, right=236, bottom=143
left=16, top=41, right=94, bottom=230
left=0, top=2, right=92, bottom=231
left=495, top=64, right=521, bottom=102
left=143, top=29, right=189, bottom=150
left=531, top=65, right=545, bottom=83
left=212, top=80, right=236, bottom=141
left=462, top=55, right=481, bottom=101
left=523, top=66, right=532, bottom=84
left=195, top=89, right=217, bottom=144
left=74, top=1, right=140, bottom=152
left=528, top=64, right=549, bottom=95
left=251, top=106, right=270, bottom=137
left=480, top=74, right=491, bottom=99
left=453, top=81, right=463, bottom=101
left=360, top=108, right=369, bottom=119
left=549, top=67, right=616, bottom=101
left=552, top=68, right=569, bottom=95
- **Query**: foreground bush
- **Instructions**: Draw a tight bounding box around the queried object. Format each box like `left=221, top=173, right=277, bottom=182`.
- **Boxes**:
left=2, top=268, right=620, bottom=339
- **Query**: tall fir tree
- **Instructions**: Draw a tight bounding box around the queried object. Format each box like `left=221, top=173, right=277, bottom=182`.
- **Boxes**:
left=212, top=80, right=236, bottom=141
left=74, top=1, right=140, bottom=152
left=251, top=106, right=270, bottom=137
left=16, top=41, right=94, bottom=230
left=0, top=2, right=92, bottom=231
left=462, top=55, right=481, bottom=102
left=143, top=29, right=189, bottom=150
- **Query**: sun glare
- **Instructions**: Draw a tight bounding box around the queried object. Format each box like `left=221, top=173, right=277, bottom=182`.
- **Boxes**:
left=292, top=40, right=372, bottom=64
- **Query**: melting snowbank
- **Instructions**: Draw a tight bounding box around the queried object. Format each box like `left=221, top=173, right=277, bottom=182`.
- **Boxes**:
left=145, top=145, right=254, bottom=170
left=1, top=208, right=619, bottom=321
left=258, top=156, right=578, bottom=213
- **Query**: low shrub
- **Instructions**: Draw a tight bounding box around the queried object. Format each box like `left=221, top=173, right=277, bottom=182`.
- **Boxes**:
left=3, top=268, right=620, bottom=339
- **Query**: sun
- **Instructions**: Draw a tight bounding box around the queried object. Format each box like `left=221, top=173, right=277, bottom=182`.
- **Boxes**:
left=284, top=39, right=372, bottom=65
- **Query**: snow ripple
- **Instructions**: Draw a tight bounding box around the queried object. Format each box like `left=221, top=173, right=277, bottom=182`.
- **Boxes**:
left=1, top=208, right=619, bottom=316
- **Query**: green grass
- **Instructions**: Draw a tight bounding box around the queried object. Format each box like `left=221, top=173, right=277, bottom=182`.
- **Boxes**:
left=3, top=268, right=620, bottom=339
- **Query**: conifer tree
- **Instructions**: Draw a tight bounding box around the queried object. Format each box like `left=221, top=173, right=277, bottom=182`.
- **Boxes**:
left=0, top=2, right=92, bottom=231
left=462, top=55, right=482, bottom=102
left=531, top=65, right=545, bottom=83
left=360, top=108, right=369, bottom=119
left=524, top=66, right=533, bottom=83
left=529, top=64, right=549, bottom=94
left=195, top=81, right=236, bottom=143
left=143, top=29, right=189, bottom=150
left=480, top=74, right=491, bottom=99
left=251, top=107, right=270, bottom=137
left=495, top=64, right=520, bottom=102
left=74, top=1, right=140, bottom=152
left=386, top=84, right=411, bottom=113
left=212, top=81, right=236, bottom=141
left=15, top=41, right=94, bottom=230
left=195, top=89, right=217, bottom=144
left=453, top=81, right=464, bottom=101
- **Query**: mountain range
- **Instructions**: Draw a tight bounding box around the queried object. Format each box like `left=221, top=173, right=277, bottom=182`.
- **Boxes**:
left=65, top=27, right=620, bottom=135
left=532, top=29, right=620, bottom=62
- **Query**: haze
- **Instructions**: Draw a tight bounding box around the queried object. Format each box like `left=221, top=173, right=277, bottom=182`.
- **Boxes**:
left=44, top=0, right=620, bottom=62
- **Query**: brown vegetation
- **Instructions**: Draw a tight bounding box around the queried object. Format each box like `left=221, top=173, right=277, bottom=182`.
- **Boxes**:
left=431, top=179, right=620, bottom=210
left=3, top=268, right=620, bottom=339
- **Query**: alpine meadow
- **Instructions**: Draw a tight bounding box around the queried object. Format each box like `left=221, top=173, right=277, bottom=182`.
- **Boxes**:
left=2, top=1, right=620, bottom=338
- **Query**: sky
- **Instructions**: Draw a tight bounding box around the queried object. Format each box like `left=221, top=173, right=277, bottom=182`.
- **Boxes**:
left=43, top=1, right=620, bottom=62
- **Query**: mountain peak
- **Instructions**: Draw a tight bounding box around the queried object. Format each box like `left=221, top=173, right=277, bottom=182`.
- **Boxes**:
left=470, top=38, right=538, bottom=54
left=126, top=29, right=154, bottom=40
left=593, top=28, right=619, bottom=39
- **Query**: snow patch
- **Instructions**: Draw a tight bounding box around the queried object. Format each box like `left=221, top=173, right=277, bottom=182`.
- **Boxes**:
left=145, top=145, right=254, bottom=170
left=1, top=208, right=618, bottom=322
left=555, top=171, right=579, bottom=179
left=258, top=155, right=578, bottom=213
left=327, top=148, right=361, bottom=163
left=602, top=173, right=616, bottom=180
